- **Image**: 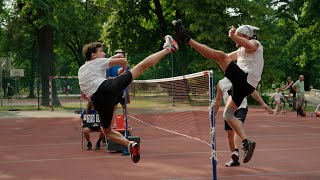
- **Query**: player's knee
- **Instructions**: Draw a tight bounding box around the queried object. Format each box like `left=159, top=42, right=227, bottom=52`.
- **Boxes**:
left=223, top=107, right=235, bottom=121
left=83, top=127, right=90, bottom=134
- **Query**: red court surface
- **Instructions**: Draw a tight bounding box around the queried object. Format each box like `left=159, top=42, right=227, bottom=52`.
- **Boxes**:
left=0, top=108, right=319, bottom=180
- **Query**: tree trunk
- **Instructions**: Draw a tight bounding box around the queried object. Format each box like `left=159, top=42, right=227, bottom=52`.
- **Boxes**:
left=38, top=26, right=60, bottom=106
left=153, top=0, right=167, bottom=35
left=27, top=53, right=36, bottom=98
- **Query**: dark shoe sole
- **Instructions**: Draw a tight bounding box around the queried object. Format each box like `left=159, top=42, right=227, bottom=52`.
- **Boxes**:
left=226, top=161, right=240, bottom=167
left=231, top=153, right=239, bottom=162
left=130, top=143, right=140, bottom=163
left=243, top=142, right=256, bottom=163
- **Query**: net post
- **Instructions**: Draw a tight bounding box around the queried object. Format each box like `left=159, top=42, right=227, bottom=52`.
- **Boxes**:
left=209, top=70, right=217, bottom=180
left=122, top=88, right=130, bottom=156
left=49, top=76, right=53, bottom=111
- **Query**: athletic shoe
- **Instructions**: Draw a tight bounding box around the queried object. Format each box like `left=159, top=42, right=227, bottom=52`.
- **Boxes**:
left=95, top=141, right=101, bottom=150
left=173, top=19, right=191, bottom=43
left=129, top=142, right=140, bottom=163
left=231, top=150, right=239, bottom=162
left=86, top=142, right=92, bottom=150
left=243, top=139, right=256, bottom=163
left=225, top=160, right=240, bottom=167
left=163, top=35, right=179, bottom=52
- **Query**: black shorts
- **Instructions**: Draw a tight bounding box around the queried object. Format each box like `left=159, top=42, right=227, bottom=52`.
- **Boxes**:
left=115, top=93, right=126, bottom=105
left=92, top=71, right=133, bottom=128
left=84, top=126, right=101, bottom=132
left=225, top=107, right=248, bottom=130
left=225, top=62, right=255, bottom=107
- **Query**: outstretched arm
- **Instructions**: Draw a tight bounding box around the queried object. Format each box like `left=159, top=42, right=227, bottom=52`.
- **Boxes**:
left=251, top=90, right=272, bottom=113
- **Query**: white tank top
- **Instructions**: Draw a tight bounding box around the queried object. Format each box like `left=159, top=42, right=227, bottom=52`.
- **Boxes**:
left=236, top=40, right=264, bottom=88
left=218, top=77, right=247, bottom=109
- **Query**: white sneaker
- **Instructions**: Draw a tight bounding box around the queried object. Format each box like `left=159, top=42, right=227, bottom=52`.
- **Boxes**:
left=225, top=160, right=240, bottom=167
left=163, top=35, right=179, bottom=52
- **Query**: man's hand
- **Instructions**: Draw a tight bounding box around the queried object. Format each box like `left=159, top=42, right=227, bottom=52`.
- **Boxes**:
left=228, top=26, right=236, bottom=38
left=118, top=67, right=125, bottom=75
left=262, top=103, right=272, bottom=114
left=80, top=91, right=91, bottom=102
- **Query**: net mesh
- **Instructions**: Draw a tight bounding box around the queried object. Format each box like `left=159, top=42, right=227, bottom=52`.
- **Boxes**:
left=127, top=71, right=211, bottom=144
left=49, top=77, right=83, bottom=111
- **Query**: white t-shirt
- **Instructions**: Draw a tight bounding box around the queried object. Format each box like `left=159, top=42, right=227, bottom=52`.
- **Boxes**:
left=218, top=77, right=247, bottom=109
left=274, top=92, right=282, bottom=101
left=78, top=58, right=110, bottom=97
left=236, top=40, right=264, bottom=88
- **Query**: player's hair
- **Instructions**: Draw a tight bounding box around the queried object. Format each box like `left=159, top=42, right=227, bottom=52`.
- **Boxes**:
left=115, top=49, right=125, bottom=57
left=251, top=33, right=258, bottom=40
left=83, top=42, right=103, bottom=61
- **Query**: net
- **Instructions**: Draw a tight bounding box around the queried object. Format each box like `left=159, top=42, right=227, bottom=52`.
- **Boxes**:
left=127, top=70, right=216, bottom=179
left=49, top=76, right=83, bottom=111
left=127, top=70, right=212, bottom=144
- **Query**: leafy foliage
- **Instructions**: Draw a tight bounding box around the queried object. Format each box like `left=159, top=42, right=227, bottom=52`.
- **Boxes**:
left=0, top=0, right=320, bottom=106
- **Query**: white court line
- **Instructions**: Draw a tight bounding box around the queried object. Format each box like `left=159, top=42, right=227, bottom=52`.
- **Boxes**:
left=129, top=115, right=211, bottom=146
left=164, top=170, right=320, bottom=180
left=0, top=142, right=79, bottom=148
left=0, top=151, right=209, bottom=164
left=1, top=146, right=320, bottom=164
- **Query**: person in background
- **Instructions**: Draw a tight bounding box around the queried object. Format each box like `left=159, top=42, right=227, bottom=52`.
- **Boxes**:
left=269, top=88, right=287, bottom=114
left=292, top=75, right=306, bottom=116
left=6, top=83, right=14, bottom=103
left=81, top=101, right=104, bottom=150
left=107, top=49, right=130, bottom=128
left=282, top=76, right=296, bottom=110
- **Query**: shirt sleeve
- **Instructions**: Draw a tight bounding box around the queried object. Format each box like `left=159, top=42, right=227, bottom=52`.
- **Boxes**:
left=95, top=58, right=110, bottom=70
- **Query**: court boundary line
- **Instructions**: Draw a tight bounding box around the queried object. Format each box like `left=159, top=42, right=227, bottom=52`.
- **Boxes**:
left=0, top=151, right=209, bottom=164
